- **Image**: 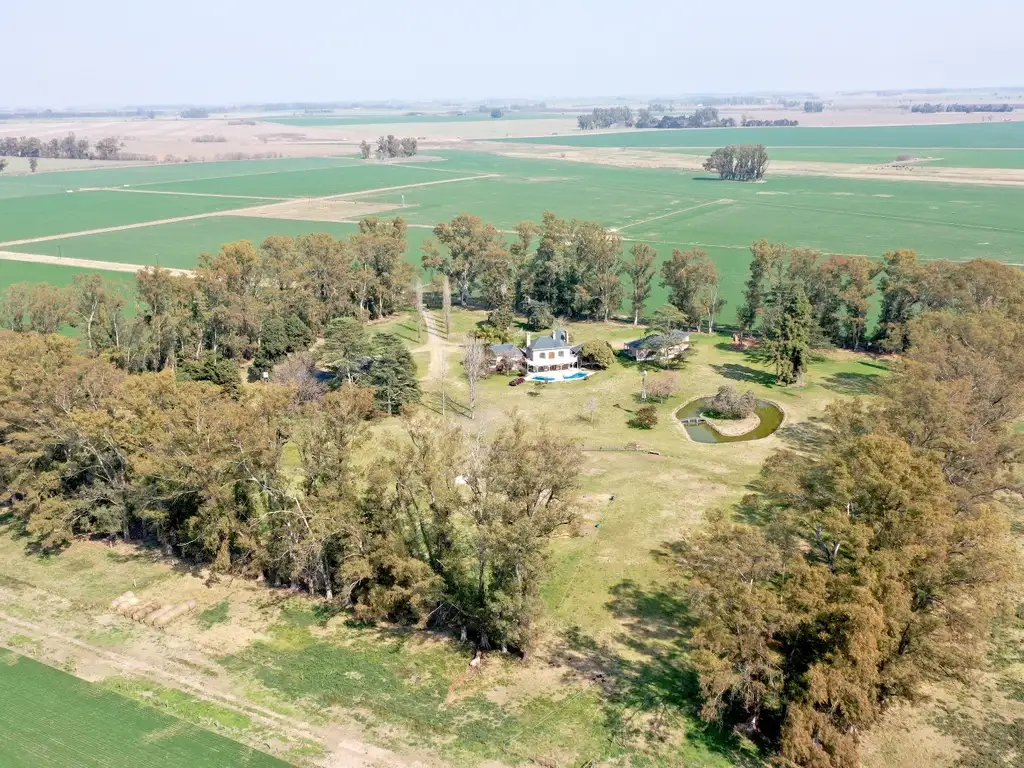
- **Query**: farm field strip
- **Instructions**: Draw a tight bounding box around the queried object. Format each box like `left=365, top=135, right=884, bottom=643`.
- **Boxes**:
left=0, top=646, right=289, bottom=768
left=615, top=198, right=734, bottom=230
left=0, top=250, right=193, bottom=275
left=507, top=121, right=1024, bottom=149
left=85, top=187, right=289, bottom=201
left=0, top=173, right=498, bottom=249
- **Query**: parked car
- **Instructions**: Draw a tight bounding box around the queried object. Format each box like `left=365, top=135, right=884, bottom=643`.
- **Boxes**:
left=509, top=377, right=526, bottom=387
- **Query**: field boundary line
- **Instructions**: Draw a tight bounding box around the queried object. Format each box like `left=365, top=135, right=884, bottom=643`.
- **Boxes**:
left=616, top=198, right=733, bottom=231
left=0, top=210, right=247, bottom=248
left=322, top=173, right=501, bottom=200
left=0, top=250, right=194, bottom=276
left=83, top=187, right=289, bottom=202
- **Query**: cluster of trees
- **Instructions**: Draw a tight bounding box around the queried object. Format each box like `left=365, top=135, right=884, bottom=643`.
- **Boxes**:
left=681, top=292, right=1023, bottom=764
left=0, top=134, right=125, bottom=160
left=707, top=384, right=756, bottom=419
left=180, top=107, right=210, bottom=118
left=642, top=107, right=737, bottom=129
left=703, top=144, right=770, bottom=181
left=359, top=135, right=418, bottom=160
left=740, top=117, right=799, bottom=127
left=0, top=329, right=579, bottom=650
left=803, top=100, right=826, bottom=112
left=577, top=107, right=634, bottom=130
left=911, top=102, right=1014, bottom=113
left=0, top=217, right=414, bottom=376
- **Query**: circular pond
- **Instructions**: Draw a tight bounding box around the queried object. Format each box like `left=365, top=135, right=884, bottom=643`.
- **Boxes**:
left=675, top=397, right=785, bottom=443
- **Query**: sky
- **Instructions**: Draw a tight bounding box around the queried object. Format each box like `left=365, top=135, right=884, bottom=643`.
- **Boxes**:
left=2, top=0, right=1020, bottom=107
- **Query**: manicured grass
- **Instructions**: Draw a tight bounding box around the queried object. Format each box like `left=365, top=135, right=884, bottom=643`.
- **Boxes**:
left=0, top=649, right=287, bottom=767
left=0, top=191, right=257, bottom=243
left=509, top=121, right=1024, bottom=149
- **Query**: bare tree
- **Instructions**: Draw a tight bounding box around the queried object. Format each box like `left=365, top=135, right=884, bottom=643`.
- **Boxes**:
left=442, top=274, right=452, bottom=340
left=647, top=373, right=680, bottom=402
left=464, top=337, right=487, bottom=420
left=584, top=396, right=599, bottom=424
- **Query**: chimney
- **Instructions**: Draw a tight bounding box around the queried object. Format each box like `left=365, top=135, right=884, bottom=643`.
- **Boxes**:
left=526, top=332, right=531, bottom=347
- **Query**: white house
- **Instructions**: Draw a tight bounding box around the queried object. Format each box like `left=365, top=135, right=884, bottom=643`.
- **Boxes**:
left=623, top=330, right=691, bottom=362
left=523, top=328, right=581, bottom=373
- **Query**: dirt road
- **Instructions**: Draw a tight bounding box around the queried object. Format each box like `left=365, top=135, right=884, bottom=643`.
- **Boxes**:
left=0, top=250, right=194, bottom=275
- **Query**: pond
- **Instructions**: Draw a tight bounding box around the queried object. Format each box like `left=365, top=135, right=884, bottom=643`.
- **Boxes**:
left=675, top=397, right=785, bottom=443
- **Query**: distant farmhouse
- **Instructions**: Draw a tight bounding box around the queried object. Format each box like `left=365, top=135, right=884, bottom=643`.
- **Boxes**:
left=623, top=330, right=691, bottom=362
left=489, top=329, right=583, bottom=374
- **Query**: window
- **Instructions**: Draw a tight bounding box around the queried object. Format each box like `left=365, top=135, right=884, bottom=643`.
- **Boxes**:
left=558, top=350, right=565, bottom=357
left=538, top=352, right=545, bottom=359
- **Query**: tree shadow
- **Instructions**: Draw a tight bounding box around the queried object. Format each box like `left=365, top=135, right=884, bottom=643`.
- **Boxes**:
left=776, top=416, right=831, bottom=454
left=822, top=371, right=879, bottom=396
left=550, top=576, right=758, bottom=765
left=711, top=363, right=776, bottom=388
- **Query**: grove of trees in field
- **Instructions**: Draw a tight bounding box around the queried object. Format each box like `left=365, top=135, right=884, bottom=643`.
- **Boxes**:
left=702, top=143, right=770, bottom=181
left=359, top=135, right=418, bottom=160
left=911, top=102, right=1014, bottom=113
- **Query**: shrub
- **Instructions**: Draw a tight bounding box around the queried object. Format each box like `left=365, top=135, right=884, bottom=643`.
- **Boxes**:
left=708, top=384, right=757, bottom=419
left=580, top=340, right=614, bottom=369
left=631, top=405, right=658, bottom=429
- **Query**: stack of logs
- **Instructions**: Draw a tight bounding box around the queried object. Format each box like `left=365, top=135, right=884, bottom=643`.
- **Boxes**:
left=110, top=592, right=197, bottom=628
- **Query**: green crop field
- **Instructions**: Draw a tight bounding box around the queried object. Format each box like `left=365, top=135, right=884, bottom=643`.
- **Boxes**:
left=260, top=112, right=572, bottom=126
left=0, top=648, right=287, bottom=767
left=134, top=161, right=466, bottom=198
left=510, top=121, right=1024, bottom=149
left=0, top=157, right=362, bottom=200
left=669, top=146, right=1024, bottom=168
left=0, top=191, right=259, bottom=243
left=10, top=149, right=1024, bottom=323
left=0, top=261, right=136, bottom=293
left=17, top=216, right=436, bottom=270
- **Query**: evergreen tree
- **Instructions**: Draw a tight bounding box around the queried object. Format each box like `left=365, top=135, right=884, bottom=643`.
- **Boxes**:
left=757, top=281, right=812, bottom=385
left=365, top=333, right=420, bottom=415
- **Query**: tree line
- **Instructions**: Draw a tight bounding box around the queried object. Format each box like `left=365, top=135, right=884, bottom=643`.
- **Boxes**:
left=0, top=328, right=579, bottom=651
left=803, top=100, right=825, bottom=112
left=679, top=264, right=1024, bottom=763
left=638, top=107, right=737, bottom=129
left=0, top=217, right=414, bottom=378
left=0, top=133, right=130, bottom=160
left=359, top=135, right=418, bottom=160
left=911, top=102, right=1014, bottom=113
left=577, top=106, right=634, bottom=130
left=741, top=117, right=799, bottom=127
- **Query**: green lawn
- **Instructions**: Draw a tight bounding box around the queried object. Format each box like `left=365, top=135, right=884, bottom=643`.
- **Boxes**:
left=0, top=649, right=287, bottom=767
left=509, top=121, right=1024, bottom=149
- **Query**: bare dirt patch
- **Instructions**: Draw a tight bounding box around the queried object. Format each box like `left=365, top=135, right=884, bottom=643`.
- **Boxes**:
left=231, top=198, right=401, bottom=223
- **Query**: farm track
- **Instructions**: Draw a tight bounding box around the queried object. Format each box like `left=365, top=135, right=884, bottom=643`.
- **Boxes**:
left=0, top=250, right=194, bottom=275
left=84, top=187, right=289, bottom=201
left=0, top=610, right=413, bottom=767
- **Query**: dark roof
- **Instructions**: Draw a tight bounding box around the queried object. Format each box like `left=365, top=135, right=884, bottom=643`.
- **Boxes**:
left=626, top=330, right=691, bottom=350
left=489, top=343, right=524, bottom=358
left=529, top=328, right=570, bottom=351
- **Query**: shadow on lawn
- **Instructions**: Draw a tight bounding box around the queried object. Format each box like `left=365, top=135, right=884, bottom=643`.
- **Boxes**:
left=711, top=363, right=777, bottom=388
left=822, top=371, right=879, bottom=396
left=551, top=572, right=758, bottom=765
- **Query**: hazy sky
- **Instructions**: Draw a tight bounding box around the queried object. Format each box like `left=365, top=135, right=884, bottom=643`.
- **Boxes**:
left=3, top=0, right=1019, bottom=107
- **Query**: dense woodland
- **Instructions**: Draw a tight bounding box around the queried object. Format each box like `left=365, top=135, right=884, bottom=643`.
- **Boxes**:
left=1, top=203, right=1023, bottom=764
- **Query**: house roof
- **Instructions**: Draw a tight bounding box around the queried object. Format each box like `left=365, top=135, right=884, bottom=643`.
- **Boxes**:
left=626, top=330, right=691, bottom=350
left=528, top=328, right=571, bottom=351
left=489, top=343, right=524, bottom=358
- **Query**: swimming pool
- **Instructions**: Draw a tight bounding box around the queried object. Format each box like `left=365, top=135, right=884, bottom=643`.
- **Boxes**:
left=525, top=370, right=593, bottom=383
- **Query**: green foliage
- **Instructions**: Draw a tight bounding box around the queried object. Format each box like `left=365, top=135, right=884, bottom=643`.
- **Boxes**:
left=755, top=280, right=812, bottom=385
left=579, top=339, right=614, bottom=369
left=702, top=144, right=769, bottom=181
left=707, top=385, right=756, bottom=419
left=0, top=648, right=285, bottom=767
left=364, top=332, right=421, bottom=414
left=525, top=301, right=554, bottom=331
left=177, top=353, right=242, bottom=398
left=197, top=599, right=230, bottom=630
left=631, top=405, right=658, bottom=429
